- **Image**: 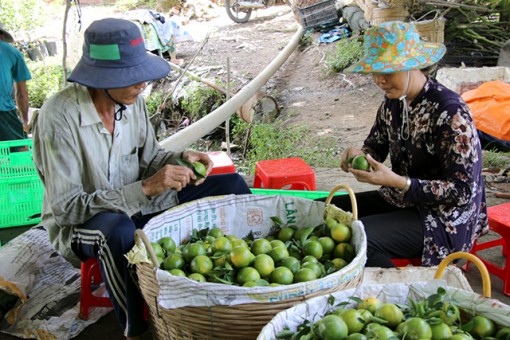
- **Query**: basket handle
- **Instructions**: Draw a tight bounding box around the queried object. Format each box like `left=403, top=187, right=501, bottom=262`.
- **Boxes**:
left=434, top=252, right=491, bottom=298
left=414, top=9, right=441, bottom=22
left=325, top=184, right=358, bottom=220
left=134, top=229, right=160, bottom=268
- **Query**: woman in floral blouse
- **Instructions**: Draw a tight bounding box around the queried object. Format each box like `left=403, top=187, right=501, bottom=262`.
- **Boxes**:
left=328, top=21, right=488, bottom=267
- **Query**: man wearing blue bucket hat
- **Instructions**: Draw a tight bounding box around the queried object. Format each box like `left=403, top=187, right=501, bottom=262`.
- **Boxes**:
left=324, top=21, right=488, bottom=268
left=32, top=18, right=250, bottom=338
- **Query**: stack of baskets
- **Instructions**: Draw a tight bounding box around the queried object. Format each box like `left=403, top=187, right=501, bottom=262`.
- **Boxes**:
left=132, top=184, right=367, bottom=339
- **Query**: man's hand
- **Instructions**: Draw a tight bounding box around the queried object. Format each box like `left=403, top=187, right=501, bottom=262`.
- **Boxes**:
left=141, top=164, right=196, bottom=197
left=181, top=150, right=213, bottom=185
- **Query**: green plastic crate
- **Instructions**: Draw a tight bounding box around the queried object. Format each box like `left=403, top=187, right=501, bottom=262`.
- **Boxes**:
left=0, top=139, right=38, bottom=178
left=0, top=139, right=43, bottom=228
left=251, top=188, right=345, bottom=199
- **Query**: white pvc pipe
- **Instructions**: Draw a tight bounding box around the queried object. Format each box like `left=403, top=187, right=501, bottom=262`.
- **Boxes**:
left=160, top=25, right=304, bottom=152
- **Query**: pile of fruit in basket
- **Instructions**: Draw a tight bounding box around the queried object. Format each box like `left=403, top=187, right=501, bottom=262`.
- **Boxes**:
left=275, top=287, right=510, bottom=339
left=150, top=210, right=356, bottom=286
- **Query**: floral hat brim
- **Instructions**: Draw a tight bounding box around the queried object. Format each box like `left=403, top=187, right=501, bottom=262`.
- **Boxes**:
left=345, top=21, right=446, bottom=74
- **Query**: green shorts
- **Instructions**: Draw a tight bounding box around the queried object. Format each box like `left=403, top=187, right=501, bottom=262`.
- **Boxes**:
left=0, top=109, right=27, bottom=141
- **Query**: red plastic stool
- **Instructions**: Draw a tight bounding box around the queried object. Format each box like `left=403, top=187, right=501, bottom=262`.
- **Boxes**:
left=253, top=157, right=316, bottom=190
left=464, top=202, right=510, bottom=296
left=79, top=258, right=112, bottom=320
left=391, top=258, right=421, bottom=267
left=207, top=151, right=236, bottom=175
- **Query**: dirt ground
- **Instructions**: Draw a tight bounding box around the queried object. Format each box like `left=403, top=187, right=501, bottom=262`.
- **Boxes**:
left=2, top=3, right=509, bottom=339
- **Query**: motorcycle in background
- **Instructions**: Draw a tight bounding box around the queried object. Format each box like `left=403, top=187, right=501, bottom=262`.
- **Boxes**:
left=225, top=0, right=283, bottom=23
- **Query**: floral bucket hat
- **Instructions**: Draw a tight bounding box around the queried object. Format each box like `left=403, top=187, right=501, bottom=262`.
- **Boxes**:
left=345, top=21, right=446, bottom=74
left=68, top=18, right=170, bottom=89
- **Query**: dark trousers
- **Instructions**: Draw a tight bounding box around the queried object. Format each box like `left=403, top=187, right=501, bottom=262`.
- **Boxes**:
left=321, top=190, right=423, bottom=268
left=0, top=109, right=27, bottom=141
left=71, top=173, right=251, bottom=337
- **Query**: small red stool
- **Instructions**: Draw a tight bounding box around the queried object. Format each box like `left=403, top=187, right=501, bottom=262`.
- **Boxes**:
left=253, top=157, right=316, bottom=190
left=79, top=258, right=112, bottom=320
left=391, top=258, right=421, bottom=267
left=464, top=202, right=510, bottom=296
left=207, top=151, right=236, bottom=175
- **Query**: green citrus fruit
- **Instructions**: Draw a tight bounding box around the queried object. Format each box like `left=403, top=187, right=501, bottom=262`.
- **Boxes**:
left=168, top=268, right=187, bottom=277
left=396, top=317, right=432, bottom=339
left=232, top=239, right=249, bottom=249
left=190, top=255, right=213, bottom=275
left=318, top=315, right=348, bottom=340
left=430, top=321, right=452, bottom=339
left=329, top=258, right=348, bottom=271
left=340, top=308, right=367, bottom=334
left=158, top=237, right=176, bottom=254
left=270, top=266, right=294, bottom=285
left=253, top=254, right=275, bottom=277
left=346, top=333, right=367, bottom=340
left=277, top=227, right=295, bottom=242
left=269, top=245, right=289, bottom=262
left=374, top=303, right=404, bottom=329
left=367, top=325, right=395, bottom=339
left=251, top=238, right=272, bottom=255
left=293, top=267, right=317, bottom=283
left=150, top=242, right=164, bottom=258
left=236, top=266, right=261, bottom=285
left=351, top=155, right=370, bottom=171
left=496, top=327, right=510, bottom=340
left=302, top=240, right=323, bottom=259
left=182, top=243, right=207, bottom=263
left=211, top=236, right=233, bottom=253
left=358, top=297, right=383, bottom=314
left=333, top=242, right=355, bottom=261
left=163, top=253, right=185, bottom=270
left=188, top=272, right=207, bottom=282
left=208, top=227, right=224, bottom=238
left=230, top=245, right=254, bottom=268
left=330, top=223, right=352, bottom=243
left=469, top=315, right=496, bottom=338
left=192, top=161, right=207, bottom=177
left=278, top=257, right=301, bottom=274
left=301, top=261, right=323, bottom=278
left=319, top=236, right=336, bottom=254
left=325, top=217, right=339, bottom=229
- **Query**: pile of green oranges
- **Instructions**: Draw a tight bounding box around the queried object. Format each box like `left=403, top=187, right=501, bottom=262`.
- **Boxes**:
left=276, top=287, right=510, bottom=339
left=149, top=214, right=356, bottom=287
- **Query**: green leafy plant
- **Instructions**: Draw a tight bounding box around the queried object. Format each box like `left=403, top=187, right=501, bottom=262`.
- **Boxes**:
left=232, top=119, right=340, bottom=174
left=146, top=91, right=165, bottom=118
left=482, top=149, right=510, bottom=169
left=26, top=59, right=66, bottom=108
left=325, top=35, right=364, bottom=73
left=0, top=0, right=44, bottom=33
left=179, top=82, right=228, bottom=121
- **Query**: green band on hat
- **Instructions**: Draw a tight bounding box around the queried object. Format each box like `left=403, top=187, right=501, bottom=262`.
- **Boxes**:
left=89, top=44, right=121, bottom=60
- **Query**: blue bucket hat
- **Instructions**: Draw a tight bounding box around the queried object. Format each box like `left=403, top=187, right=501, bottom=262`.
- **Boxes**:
left=68, top=18, right=170, bottom=89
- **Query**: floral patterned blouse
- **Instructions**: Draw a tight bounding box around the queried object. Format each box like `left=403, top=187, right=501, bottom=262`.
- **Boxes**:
left=362, top=77, right=489, bottom=266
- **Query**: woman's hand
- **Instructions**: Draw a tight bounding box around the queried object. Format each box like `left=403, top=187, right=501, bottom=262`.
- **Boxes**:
left=349, top=154, right=407, bottom=189
left=340, top=147, right=365, bottom=172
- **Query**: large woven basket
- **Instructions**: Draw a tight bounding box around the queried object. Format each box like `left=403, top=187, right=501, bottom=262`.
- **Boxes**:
left=134, top=184, right=366, bottom=339
left=258, top=252, right=497, bottom=339
left=412, top=11, right=446, bottom=43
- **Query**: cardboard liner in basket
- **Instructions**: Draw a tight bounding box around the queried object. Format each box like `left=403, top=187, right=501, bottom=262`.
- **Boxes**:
left=130, top=187, right=366, bottom=339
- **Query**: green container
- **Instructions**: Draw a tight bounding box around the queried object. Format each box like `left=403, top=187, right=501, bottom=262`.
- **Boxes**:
left=0, top=139, right=43, bottom=228
left=251, top=188, right=345, bottom=200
